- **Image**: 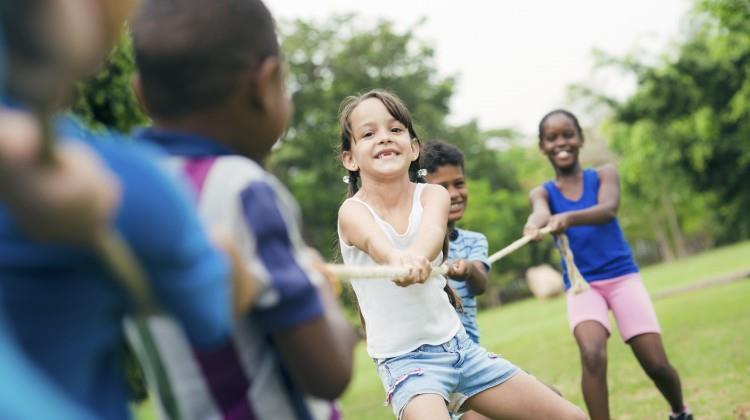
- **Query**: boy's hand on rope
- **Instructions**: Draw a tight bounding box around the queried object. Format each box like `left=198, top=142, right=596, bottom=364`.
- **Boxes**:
left=388, top=251, right=431, bottom=287
left=446, top=259, right=471, bottom=280
left=0, top=111, right=121, bottom=245
left=305, top=248, right=342, bottom=297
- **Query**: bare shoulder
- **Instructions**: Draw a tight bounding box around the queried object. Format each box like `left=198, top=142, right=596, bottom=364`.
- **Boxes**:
left=596, top=163, right=619, bottom=182
left=338, top=198, right=370, bottom=224
left=421, top=183, right=450, bottom=203
left=338, top=198, right=375, bottom=244
left=528, top=185, right=548, bottom=200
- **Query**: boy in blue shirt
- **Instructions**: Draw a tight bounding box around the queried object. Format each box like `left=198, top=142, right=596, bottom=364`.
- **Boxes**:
left=422, top=140, right=490, bottom=344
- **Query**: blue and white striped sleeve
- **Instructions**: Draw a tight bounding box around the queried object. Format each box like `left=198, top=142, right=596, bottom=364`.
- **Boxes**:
left=467, top=231, right=491, bottom=272
left=239, top=181, right=324, bottom=332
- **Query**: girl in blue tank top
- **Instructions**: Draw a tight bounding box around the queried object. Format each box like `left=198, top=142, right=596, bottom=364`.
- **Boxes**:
left=524, top=110, right=691, bottom=420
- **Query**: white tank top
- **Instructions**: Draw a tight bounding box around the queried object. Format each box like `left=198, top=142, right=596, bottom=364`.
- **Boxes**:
left=338, top=183, right=461, bottom=358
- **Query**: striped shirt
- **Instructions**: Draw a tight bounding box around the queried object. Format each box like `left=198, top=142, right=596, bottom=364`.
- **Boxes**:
left=447, top=228, right=490, bottom=343
left=130, top=129, right=340, bottom=420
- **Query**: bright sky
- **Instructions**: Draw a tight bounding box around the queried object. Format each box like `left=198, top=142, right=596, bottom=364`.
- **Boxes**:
left=265, top=0, right=691, bottom=136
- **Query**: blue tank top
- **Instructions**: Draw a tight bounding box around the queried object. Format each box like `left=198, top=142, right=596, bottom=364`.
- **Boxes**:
left=544, top=168, right=638, bottom=288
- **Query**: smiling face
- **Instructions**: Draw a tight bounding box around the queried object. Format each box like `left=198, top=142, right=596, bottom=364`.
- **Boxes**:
left=426, top=164, right=467, bottom=223
left=539, top=112, right=583, bottom=172
left=342, top=97, right=419, bottom=181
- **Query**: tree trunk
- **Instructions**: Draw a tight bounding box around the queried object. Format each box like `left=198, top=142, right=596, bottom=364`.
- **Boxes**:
left=653, top=216, right=675, bottom=262
left=660, top=189, right=688, bottom=258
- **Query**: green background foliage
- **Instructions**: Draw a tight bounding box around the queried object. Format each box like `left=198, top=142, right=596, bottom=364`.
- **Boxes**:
left=74, top=0, right=749, bottom=306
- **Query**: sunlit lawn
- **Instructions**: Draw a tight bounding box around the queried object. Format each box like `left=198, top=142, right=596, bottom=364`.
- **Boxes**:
left=339, top=241, right=750, bottom=419
left=134, top=241, right=750, bottom=419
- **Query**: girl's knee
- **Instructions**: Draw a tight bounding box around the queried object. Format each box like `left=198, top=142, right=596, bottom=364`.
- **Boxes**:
left=579, top=345, right=607, bottom=372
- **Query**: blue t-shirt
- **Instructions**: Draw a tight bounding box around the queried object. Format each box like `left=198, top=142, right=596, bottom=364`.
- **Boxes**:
left=0, top=50, right=93, bottom=420
left=0, top=297, right=97, bottom=420
left=448, top=228, right=490, bottom=344
left=0, top=116, right=233, bottom=420
left=543, top=168, right=639, bottom=289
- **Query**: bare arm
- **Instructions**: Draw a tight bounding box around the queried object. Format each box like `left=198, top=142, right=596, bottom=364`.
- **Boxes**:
left=407, top=184, right=449, bottom=261
left=339, top=195, right=436, bottom=286
left=524, top=185, right=551, bottom=240
left=546, top=164, right=620, bottom=233
left=338, top=199, right=398, bottom=264
left=273, top=274, right=356, bottom=400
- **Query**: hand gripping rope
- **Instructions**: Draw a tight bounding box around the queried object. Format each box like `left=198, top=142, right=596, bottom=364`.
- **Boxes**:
left=12, top=65, right=155, bottom=313
left=327, top=226, right=590, bottom=294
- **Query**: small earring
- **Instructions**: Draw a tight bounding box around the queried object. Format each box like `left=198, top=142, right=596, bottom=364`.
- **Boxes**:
left=417, top=169, right=427, bottom=178
left=342, top=176, right=351, bottom=184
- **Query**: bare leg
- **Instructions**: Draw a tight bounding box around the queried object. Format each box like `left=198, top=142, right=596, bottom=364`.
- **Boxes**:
left=464, top=371, right=586, bottom=419
left=628, top=333, right=684, bottom=413
left=459, top=410, right=491, bottom=420
left=574, top=320, right=610, bottom=420
left=402, top=394, right=450, bottom=420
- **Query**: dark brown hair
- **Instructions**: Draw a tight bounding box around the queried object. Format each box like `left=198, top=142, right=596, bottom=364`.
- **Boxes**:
left=420, top=139, right=465, bottom=174
left=132, top=0, right=279, bottom=120
left=338, top=89, right=424, bottom=197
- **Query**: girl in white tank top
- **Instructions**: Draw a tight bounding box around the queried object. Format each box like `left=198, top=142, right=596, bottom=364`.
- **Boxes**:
left=336, top=90, right=586, bottom=420
left=339, top=182, right=461, bottom=357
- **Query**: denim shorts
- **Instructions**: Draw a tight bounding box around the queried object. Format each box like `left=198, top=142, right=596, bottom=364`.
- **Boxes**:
left=374, top=328, right=519, bottom=419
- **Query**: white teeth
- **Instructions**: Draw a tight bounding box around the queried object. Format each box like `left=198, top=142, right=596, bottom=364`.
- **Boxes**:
left=557, top=150, right=570, bottom=158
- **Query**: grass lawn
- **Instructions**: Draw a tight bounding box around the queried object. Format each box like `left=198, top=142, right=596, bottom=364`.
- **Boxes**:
left=134, top=241, right=750, bottom=419
left=339, top=241, right=750, bottom=419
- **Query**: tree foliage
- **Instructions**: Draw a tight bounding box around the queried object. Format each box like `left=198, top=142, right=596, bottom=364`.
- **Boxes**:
left=72, top=31, right=147, bottom=132
left=71, top=0, right=750, bottom=305
left=271, top=16, right=454, bottom=255
left=569, top=0, right=749, bottom=254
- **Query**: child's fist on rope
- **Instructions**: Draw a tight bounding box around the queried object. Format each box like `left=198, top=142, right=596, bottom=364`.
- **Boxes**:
left=0, top=110, right=121, bottom=245
left=545, top=213, right=571, bottom=234
left=523, top=222, right=545, bottom=241
left=387, top=250, right=431, bottom=287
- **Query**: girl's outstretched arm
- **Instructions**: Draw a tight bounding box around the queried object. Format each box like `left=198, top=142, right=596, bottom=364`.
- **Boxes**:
left=546, top=164, right=620, bottom=233
left=524, top=185, right=551, bottom=240
left=339, top=200, right=399, bottom=264
left=338, top=184, right=449, bottom=285
left=408, top=183, right=450, bottom=261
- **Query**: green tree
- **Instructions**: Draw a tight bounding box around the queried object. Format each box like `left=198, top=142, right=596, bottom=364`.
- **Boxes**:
left=611, top=0, right=750, bottom=244
left=566, top=0, right=747, bottom=255
left=273, top=15, right=455, bottom=257
left=71, top=15, right=545, bottom=305
left=72, top=31, right=147, bottom=132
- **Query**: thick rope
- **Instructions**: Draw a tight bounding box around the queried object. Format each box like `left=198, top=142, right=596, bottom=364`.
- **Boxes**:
left=487, top=226, right=552, bottom=264
left=327, top=225, right=590, bottom=294
left=554, top=233, right=589, bottom=294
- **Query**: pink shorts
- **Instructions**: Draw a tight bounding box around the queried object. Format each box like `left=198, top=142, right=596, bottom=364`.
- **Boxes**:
left=566, top=273, right=661, bottom=342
